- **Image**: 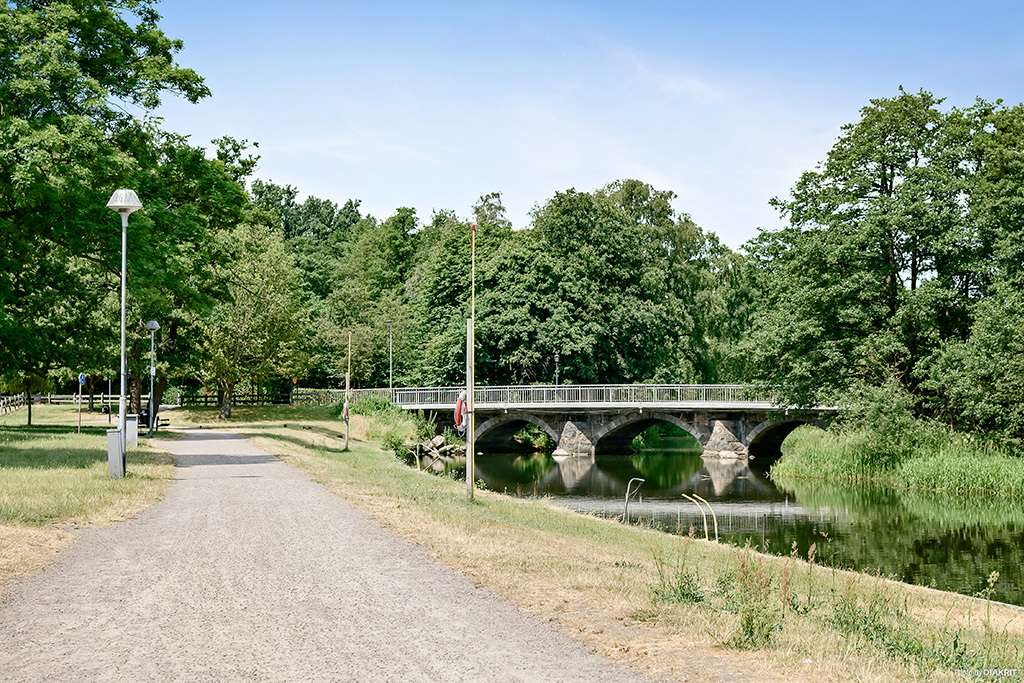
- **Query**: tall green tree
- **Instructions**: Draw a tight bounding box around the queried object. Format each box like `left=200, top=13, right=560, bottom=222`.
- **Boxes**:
left=746, top=89, right=1022, bottom=413
left=0, top=0, right=209, bottom=413
left=194, top=219, right=305, bottom=417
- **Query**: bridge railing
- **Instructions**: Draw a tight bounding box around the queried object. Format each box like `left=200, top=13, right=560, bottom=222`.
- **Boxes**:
left=346, top=384, right=776, bottom=408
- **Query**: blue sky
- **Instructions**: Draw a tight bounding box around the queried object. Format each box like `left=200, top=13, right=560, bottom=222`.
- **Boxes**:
left=152, top=1, right=1024, bottom=248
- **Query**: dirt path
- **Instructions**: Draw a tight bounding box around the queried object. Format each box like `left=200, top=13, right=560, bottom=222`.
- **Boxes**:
left=0, top=429, right=650, bottom=682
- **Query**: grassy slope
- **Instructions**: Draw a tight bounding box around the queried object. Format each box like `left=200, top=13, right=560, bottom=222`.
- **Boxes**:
left=171, top=405, right=1024, bottom=682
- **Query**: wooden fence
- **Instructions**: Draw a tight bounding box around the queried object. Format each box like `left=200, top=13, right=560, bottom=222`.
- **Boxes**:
left=0, top=394, right=27, bottom=415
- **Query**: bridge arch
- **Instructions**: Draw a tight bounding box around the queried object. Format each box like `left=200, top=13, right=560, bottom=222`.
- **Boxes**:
left=745, top=418, right=828, bottom=459
left=474, top=412, right=560, bottom=453
left=591, top=412, right=708, bottom=455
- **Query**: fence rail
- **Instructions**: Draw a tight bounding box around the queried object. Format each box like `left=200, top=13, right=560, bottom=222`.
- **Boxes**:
left=180, top=393, right=291, bottom=407
left=0, top=394, right=27, bottom=415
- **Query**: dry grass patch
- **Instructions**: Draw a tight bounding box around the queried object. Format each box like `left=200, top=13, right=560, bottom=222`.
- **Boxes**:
left=0, top=523, right=72, bottom=594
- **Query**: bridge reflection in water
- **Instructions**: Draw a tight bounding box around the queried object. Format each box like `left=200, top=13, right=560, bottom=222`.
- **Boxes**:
left=464, top=448, right=1024, bottom=607
left=471, top=448, right=823, bottom=540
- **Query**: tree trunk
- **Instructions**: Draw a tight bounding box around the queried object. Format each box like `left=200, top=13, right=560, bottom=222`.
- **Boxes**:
left=24, top=385, right=31, bottom=426
left=87, top=376, right=95, bottom=412
left=219, top=383, right=233, bottom=419
left=130, top=373, right=142, bottom=415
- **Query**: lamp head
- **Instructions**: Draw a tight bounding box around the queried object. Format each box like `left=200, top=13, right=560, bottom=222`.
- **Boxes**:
left=145, top=320, right=160, bottom=332
left=106, top=189, right=143, bottom=215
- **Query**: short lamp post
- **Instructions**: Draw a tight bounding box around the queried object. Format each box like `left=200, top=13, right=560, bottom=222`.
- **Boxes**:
left=385, top=319, right=393, bottom=400
left=145, top=320, right=160, bottom=438
left=554, top=353, right=560, bottom=387
left=107, top=189, right=142, bottom=476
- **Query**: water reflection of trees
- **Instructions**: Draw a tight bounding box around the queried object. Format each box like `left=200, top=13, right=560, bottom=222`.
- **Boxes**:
left=630, top=451, right=703, bottom=488
left=473, top=452, right=1024, bottom=606
left=773, top=477, right=1024, bottom=607
left=511, top=453, right=557, bottom=481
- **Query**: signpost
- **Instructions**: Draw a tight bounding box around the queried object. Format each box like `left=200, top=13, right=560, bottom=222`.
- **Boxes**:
left=344, top=331, right=351, bottom=451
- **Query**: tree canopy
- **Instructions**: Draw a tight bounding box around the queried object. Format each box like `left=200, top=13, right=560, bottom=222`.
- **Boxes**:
left=746, top=88, right=1024, bottom=439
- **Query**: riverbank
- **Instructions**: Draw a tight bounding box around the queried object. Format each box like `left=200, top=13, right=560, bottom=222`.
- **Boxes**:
left=772, top=425, right=1024, bottom=497
left=168, top=405, right=1022, bottom=681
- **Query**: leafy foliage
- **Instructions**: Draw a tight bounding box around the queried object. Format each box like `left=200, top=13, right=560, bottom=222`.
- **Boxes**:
left=747, top=89, right=1024, bottom=448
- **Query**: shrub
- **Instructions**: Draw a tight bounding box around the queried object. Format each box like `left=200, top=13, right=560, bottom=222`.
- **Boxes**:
left=730, top=553, right=780, bottom=648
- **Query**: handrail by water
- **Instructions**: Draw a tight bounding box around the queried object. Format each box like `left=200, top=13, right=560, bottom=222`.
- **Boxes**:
left=681, top=493, right=710, bottom=541
left=692, top=494, right=719, bottom=542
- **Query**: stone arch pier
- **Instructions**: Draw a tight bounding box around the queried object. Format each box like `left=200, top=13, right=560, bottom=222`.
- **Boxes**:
left=474, top=409, right=831, bottom=460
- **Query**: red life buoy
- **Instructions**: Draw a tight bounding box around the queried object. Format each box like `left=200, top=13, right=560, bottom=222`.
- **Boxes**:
left=454, top=396, right=465, bottom=427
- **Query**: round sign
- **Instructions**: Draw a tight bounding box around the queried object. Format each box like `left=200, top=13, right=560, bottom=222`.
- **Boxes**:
left=79, top=373, right=86, bottom=385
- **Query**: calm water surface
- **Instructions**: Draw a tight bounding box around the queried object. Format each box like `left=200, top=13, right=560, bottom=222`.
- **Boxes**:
left=469, top=445, right=1024, bottom=607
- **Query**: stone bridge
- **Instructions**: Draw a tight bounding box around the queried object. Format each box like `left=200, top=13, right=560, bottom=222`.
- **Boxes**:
left=355, top=385, right=835, bottom=460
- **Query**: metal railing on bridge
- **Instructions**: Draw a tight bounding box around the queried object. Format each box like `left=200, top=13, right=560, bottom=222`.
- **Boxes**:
left=345, top=384, right=776, bottom=409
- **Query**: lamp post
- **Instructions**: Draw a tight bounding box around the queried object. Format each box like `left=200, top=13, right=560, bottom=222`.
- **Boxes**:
left=145, top=320, right=160, bottom=438
left=384, top=319, right=393, bottom=400
left=554, top=353, right=560, bottom=387
left=107, top=190, right=142, bottom=476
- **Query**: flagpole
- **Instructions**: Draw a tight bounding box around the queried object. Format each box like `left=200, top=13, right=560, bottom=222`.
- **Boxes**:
left=467, top=222, right=477, bottom=502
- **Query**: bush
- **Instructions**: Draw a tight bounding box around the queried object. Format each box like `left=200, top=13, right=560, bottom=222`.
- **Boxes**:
left=381, top=430, right=410, bottom=461
left=412, top=410, right=437, bottom=442
left=513, top=423, right=555, bottom=451
left=347, top=395, right=401, bottom=418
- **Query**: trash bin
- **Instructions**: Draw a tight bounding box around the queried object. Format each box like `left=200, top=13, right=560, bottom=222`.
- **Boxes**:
left=126, top=415, right=138, bottom=448
left=140, top=409, right=149, bottom=432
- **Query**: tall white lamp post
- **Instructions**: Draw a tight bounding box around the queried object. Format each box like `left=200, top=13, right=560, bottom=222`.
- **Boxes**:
left=107, top=189, right=142, bottom=476
left=145, top=320, right=160, bottom=438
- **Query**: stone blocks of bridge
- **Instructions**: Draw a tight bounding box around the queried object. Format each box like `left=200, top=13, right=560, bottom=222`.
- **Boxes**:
left=547, top=412, right=758, bottom=459
left=470, top=408, right=830, bottom=460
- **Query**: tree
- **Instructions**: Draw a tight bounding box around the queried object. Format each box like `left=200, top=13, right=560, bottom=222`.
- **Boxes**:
left=194, top=220, right=305, bottom=418
left=0, top=0, right=211, bottom=402
left=920, top=100, right=1024, bottom=437
left=473, top=181, right=740, bottom=385
left=747, top=90, right=1024, bottom=429
left=745, top=89, right=994, bottom=407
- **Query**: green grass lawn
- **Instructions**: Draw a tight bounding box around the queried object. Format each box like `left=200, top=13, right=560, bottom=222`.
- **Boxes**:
left=0, top=404, right=175, bottom=526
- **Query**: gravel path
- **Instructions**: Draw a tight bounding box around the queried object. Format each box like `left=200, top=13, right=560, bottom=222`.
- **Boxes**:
left=0, top=429, right=650, bottom=682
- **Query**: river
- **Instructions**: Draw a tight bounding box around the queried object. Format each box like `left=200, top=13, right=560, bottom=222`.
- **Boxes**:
left=465, top=443, right=1024, bottom=607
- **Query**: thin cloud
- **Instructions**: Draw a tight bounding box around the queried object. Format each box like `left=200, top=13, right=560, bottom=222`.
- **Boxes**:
left=609, top=45, right=726, bottom=103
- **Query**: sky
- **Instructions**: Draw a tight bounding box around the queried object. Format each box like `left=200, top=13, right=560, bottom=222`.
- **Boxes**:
left=151, top=1, right=1024, bottom=248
